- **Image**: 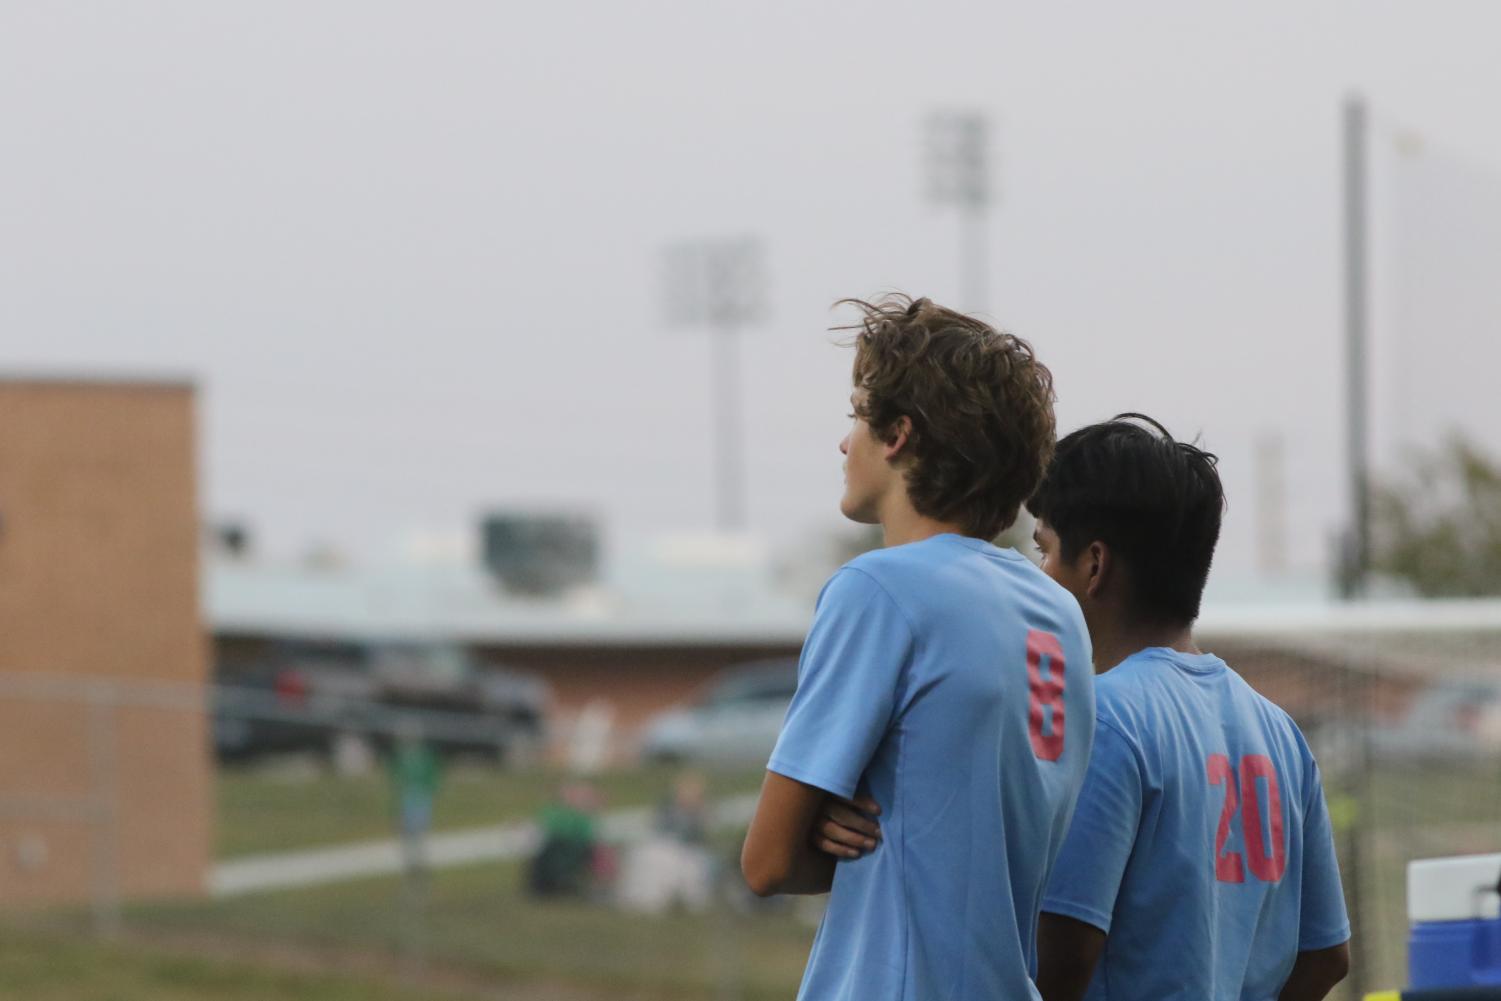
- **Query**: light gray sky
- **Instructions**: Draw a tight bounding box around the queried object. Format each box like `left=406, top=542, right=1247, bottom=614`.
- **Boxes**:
left=3, top=1, right=1499, bottom=588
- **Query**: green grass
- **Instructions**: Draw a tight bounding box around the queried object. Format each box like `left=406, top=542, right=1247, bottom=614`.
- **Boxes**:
left=147, top=759, right=1501, bottom=1000
left=1363, top=762, right=1501, bottom=830
left=216, top=762, right=767, bottom=858
left=193, top=762, right=803, bottom=998
left=1320, top=762, right=1501, bottom=997
left=126, top=858, right=815, bottom=1001
left=0, top=927, right=491, bottom=1001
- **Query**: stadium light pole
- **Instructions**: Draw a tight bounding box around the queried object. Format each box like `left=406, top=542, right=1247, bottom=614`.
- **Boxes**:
left=1337, top=98, right=1376, bottom=998
left=663, top=236, right=767, bottom=532
left=1340, top=95, right=1371, bottom=599
left=926, top=111, right=992, bottom=312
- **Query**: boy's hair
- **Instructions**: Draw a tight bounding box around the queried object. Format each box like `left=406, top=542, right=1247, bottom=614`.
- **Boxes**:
left=1026, top=414, right=1224, bottom=625
left=839, top=294, right=1056, bottom=540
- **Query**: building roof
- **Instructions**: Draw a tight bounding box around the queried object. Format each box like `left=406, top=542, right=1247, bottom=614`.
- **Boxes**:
left=206, top=558, right=812, bottom=647
left=0, top=373, right=195, bottom=392
left=206, top=556, right=1501, bottom=650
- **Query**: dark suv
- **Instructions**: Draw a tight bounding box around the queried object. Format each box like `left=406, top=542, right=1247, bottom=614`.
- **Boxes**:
left=212, top=640, right=548, bottom=764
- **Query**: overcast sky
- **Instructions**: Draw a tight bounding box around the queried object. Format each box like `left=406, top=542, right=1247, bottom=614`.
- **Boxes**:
left=3, top=1, right=1499, bottom=589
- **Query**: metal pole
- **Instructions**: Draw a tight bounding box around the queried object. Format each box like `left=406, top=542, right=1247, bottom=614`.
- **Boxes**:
left=398, top=718, right=429, bottom=986
left=1254, top=432, right=1288, bottom=577
left=711, top=318, right=745, bottom=532
left=87, top=684, right=122, bottom=939
left=1342, top=667, right=1375, bottom=998
left=663, top=237, right=762, bottom=533
left=961, top=207, right=988, bottom=315
left=1342, top=95, right=1371, bottom=599
left=925, top=112, right=991, bottom=314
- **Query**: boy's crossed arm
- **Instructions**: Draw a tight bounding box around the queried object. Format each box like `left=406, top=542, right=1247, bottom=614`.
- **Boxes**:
left=741, top=775, right=883, bottom=897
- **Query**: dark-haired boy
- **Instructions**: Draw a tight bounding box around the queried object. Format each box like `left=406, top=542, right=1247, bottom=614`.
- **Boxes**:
left=741, top=296, right=1095, bottom=1001
left=1025, top=416, right=1349, bottom=1001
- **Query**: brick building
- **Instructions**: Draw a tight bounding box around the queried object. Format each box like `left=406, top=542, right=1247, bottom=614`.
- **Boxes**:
left=0, top=378, right=210, bottom=906
left=208, top=556, right=809, bottom=745
left=207, top=541, right=1501, bottom=759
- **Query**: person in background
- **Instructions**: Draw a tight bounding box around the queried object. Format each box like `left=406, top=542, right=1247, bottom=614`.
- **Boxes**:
left=656, top=770, right=709, bottom=846
left=389, top=716, right=442, bottom=873
left=527, top=780, right=601, bottom=898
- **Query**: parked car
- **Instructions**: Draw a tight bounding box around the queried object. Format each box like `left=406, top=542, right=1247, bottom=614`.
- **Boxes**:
left=212, top=640, right=370, bottom=761
left=1367, top=679, right=1501, bottom=764
left=212, top=640, right=548, bottom=764
left=365, top=642, right=549, bottom=762
left=639, top=659, right=798, bottom=766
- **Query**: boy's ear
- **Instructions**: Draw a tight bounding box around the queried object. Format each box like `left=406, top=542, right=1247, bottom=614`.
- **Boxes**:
left=1083, top=541, right=1112, bottom=600
left=883, top=416, right=913, bottom=461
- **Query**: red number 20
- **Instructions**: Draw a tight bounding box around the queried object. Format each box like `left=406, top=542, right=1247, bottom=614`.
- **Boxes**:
left=1026, top=629, right=1066, bottom=761
left=1207, top=753, right=1287, bottom=884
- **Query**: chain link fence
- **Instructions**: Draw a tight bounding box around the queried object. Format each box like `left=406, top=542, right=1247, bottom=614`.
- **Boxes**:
left=1204, top=622, right=1501, bottom=998
left=2, top=618, right=1499, bottom=998
left=0, top=670, right=806, bottom=1000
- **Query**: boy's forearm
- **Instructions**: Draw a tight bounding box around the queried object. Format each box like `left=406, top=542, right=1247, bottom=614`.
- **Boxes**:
left=772, top=842, right=837, bottom=895
left=1277, top=943, right=1350, bottom=1001
left=741, top=771, right=839, bottom=897
left=1035, top=911, right=1106, bottom=1001
left=742, top=825, right=835, bottom=895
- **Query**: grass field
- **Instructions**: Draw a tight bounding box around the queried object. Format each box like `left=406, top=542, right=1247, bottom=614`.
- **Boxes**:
left=89, top=761, right=811, bottom=999
left=122, top=855, right=815, bottom=1001
left=217, top=761, right=767, bottom=858
left=15, top=758, right=1495, bottom=1000
left=215, top=757, right=1498, bottom=859
left=0, top=928, right=492, bottom=1001
left=1328, top=762, right=1501, bottom=997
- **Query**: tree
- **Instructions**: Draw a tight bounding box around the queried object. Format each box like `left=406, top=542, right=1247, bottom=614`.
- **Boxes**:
left=1371, top=434, right=1501, bottom=597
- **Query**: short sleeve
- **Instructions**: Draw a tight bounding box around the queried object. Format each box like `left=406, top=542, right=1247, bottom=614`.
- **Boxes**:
left=766, top=568, right=912, bottom=800
left=1041, top=719, right=1144, bottom=933
left=1296, top=759, right=1352, bottom=950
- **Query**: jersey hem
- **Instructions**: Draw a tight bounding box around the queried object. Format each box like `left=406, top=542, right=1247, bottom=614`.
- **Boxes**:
left=766, top=758, right=856, bottom=801
left=1039, top=897, right=1113, bottom=934
left=1298, top=926, right=1352, bottom=952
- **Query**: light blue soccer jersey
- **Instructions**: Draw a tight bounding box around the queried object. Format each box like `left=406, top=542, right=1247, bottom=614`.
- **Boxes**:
left=1042, top=648, right=1350, bottom=1001
left=768, top=533, right=1095, bottom=1001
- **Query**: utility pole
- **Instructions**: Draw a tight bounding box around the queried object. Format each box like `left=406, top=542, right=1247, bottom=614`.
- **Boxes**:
left=1254, top=431, right=1289, bottom=578
left=663, top=237, right=766, bottom=532
left=925, top=111, right=992, bottom=312
left=1340, top=95, right=1371, bottom=599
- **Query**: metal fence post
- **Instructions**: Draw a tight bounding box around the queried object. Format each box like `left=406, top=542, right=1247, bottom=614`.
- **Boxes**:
left=87, top=682, right=122, bottom=939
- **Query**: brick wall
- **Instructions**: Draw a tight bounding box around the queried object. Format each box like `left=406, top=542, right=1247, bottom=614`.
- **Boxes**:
left=0, top=379, right=210, bottom=905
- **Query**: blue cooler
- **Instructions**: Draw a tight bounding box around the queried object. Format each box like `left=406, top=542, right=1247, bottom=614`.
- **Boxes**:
left=1408, top=854, right=1501, bottom=989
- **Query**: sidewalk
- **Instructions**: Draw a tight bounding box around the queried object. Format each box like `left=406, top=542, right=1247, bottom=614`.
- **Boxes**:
left=211, top=793, right=758, bottom=897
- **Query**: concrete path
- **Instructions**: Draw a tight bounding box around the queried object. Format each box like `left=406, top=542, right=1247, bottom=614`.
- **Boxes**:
left=211, top=793, right=758, bottom=897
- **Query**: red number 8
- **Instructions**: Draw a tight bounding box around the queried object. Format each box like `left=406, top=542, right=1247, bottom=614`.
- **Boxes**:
left=1027, top=629, right=1066, bottom=761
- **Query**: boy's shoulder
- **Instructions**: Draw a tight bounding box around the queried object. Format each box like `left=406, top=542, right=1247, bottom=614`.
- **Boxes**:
left=838, top=537, right=1028, bottom=604
left=835, top=538, right=944, bottom=596
left=820, top=547, right=928, bottom=624
left=837, top=537, right=1084, bottom=638
left=1092, top=662, right=1157, bottom=744
left=842, top=534, right=1039, bottom=583
left=1094, top=653, right=1164, bottom=702
left=1096, top=654, right=1314, bottom=763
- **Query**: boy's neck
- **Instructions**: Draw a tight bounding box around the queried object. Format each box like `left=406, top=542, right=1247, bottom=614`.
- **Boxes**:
left=1091, top=618, right=1200, bottom=674
left=878, top=496, right=969, bottom=548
